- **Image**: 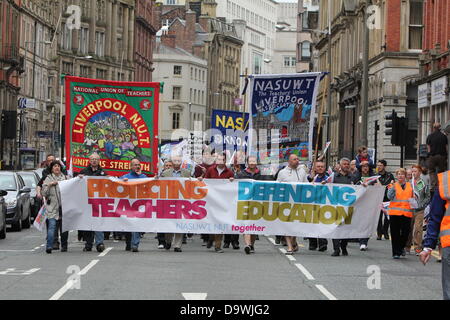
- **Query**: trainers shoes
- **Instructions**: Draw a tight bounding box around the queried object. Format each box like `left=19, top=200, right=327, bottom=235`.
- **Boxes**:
left=96, top=244, right=105, bottom=253
left=360, top=244, right=367, bottom=251
left=244, top=246, right=251, bottom=255
left=158, top=244, right=164, bottom=249
left=215, top=248, right=224, bottom=253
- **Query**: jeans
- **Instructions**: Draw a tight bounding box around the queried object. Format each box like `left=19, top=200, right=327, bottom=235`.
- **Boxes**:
left=359, top=238, right=369, bottom=246
left=47, top=219, right=68, bottom=250
left=125, top=232, right=141, bottom=249
left=84, top=231, right=105, bottom=249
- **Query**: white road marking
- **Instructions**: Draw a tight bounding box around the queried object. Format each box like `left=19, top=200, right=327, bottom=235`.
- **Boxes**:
left=287, top=255, right=296, bottom=261
left=315, top=285, right=337, bottom=300
left=0, top=268, right=40, bottom=275
left=98, top=247, right=113, bottom=257
left=49, top=280, right=76, bottom=301
left=49, top=260, right=99, bottom=300
left=279, top=248, right=287, bottom=254
left=267, top=237, right=276, bottom=245
left=182, top=293, right=208, bottom=300
left=0, top=249, right=34, bottom=252
left=295, top=263, right=315, bottom=280
left=78, top=260, right=99, bottom=275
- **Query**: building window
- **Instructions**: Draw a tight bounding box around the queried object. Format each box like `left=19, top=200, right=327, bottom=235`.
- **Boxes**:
left=409, top=0, right=423, bottom=50
left=95, top=31, right=105, bottom=57
left=301, top=42, right=311, bottom=60
left=62, top=62, right=73, bottom=75
left=284, top=56, right=296, bottom=67
left=96, top=68, right=107, bottom=79
left=173, top=86, right=181, bottom=100
left=61, top=24, right=72, bottom=51
left=253, top=53, right=262, bottom=74
left=172, top=112, right=180, bottom=129
left=174, top=65, right=182, bottom=76
left=80, top=65, right=91, bottom=78
left=79, top=28, right=89, bottom=55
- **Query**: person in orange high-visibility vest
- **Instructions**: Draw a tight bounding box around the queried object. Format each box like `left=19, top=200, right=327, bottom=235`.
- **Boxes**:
left=420, top=170, right=450, bottom=300
left=387, top=168, right=415, bottom=259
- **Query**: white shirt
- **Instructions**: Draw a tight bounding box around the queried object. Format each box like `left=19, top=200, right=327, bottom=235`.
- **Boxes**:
left=277, top=165, right=309, bottom=183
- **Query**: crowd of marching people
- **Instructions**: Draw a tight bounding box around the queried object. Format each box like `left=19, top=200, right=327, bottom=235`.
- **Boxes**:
left=34, top=144, right=439, bottom=262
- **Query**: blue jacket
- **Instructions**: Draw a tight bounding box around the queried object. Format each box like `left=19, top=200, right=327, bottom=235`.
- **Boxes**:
left=423, top=192, right=446, bottom=249
left=121, top=171, right=147, bottom=180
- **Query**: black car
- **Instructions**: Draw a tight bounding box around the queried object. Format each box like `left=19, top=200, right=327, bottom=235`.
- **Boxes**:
left=0, top=172, right=31, bottom=231
left=18, top=171, right=41, bottom=219
left=0, top=190, right=7, bottom=239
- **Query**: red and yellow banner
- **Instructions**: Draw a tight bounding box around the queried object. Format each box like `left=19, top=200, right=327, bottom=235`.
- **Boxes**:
left=65, top=77, right=159, bottom=176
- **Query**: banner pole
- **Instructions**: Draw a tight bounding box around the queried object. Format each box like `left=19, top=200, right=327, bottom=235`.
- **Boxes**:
left=313, top=75, right=329, bottom=164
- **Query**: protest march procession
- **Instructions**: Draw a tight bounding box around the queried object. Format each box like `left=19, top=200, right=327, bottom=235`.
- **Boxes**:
left=6, top=71, right=441, bottom=301
left=1, top=0, right=450, bottom=303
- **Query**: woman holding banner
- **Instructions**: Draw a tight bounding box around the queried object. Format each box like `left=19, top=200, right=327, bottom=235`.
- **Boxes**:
left=42, top=161, right=70, bottom=254
left=387, top=168, right=415, bottom=259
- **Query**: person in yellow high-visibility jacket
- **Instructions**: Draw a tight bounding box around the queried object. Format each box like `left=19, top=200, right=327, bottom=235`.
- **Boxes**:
left=387, top=168, right=415, bottom=259
left=420, top=170, right=450, bottom=300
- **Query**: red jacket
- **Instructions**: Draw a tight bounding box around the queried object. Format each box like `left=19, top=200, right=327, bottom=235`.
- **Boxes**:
left=205, top=165, right=234, bottom=179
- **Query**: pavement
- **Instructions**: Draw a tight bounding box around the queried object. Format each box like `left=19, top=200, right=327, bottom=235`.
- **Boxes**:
left=0, top=227, right=444, bottom=300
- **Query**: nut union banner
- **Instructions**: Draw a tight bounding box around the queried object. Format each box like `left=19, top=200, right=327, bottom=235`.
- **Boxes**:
left=65, top=76, right=159, bottom=176
left=61, top=177, right=385, bottom=239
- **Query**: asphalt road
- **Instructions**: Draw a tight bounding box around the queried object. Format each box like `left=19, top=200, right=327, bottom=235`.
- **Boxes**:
left=0, top=227, right=444, bottom=300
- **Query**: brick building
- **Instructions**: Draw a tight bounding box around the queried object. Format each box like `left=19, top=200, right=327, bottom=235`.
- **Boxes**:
left=134, top=0, right=158, bottom=82
left=416, top=0, right=450, bottom=164
left=0, top=0, right=22, bottom=168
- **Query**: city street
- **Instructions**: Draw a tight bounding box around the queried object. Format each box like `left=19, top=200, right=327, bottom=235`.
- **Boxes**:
left=0, top=227, right=443, bottom=300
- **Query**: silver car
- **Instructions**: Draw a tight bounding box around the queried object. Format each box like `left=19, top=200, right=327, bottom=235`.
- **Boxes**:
left=0, top=172, right=31, bottom=232
left=18, top=171, right=41, bottom=219
left=0, top=190, right=7, bottom=239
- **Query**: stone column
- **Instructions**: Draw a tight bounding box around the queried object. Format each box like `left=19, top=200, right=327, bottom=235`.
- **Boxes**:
left=89, top=0, right=96, bottom=54
left=111, top=0, right=118, bottom=61
left=128, top=7, right=134, bottom=63
left=123, top=6, right=129, bottom=62
left=105, top=0, right=112, bottom=58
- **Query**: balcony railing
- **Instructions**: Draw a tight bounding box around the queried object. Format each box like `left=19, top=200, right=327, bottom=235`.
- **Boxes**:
left=0, top=44, right=20, bottom=64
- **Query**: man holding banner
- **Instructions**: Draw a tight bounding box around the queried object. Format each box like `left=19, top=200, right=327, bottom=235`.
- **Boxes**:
left=121, top=159, right=148, bottom=252
left=160, top=156, right=191, bottom=252
left=277, top=154, right=309, bottom=255
left=76, top=152, right=107, bottom=253
left=201, top=153, right=235, bottom=253
left=331, top=158, right=356, bottom=257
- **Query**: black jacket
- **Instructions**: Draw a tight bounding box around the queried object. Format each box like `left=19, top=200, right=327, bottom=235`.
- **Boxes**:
left=76, top=166, right=107, bottom=177
left=332, top=172, right=356, bottom=185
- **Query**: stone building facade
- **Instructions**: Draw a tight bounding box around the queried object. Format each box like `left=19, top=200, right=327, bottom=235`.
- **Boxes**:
left=315, top=0, right=422, bottom=168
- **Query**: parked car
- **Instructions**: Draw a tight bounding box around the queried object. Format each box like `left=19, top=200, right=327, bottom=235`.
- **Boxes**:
left=18, top=171, right=41, bottom=219
left=34, top=168, right=44, bottom=180
left=0, top=190, right=7, bottom=239
left=0, top=172, right=31, bottom=232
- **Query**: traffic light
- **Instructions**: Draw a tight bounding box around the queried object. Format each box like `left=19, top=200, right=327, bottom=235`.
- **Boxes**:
left=385, top=110, right=399, bottom=145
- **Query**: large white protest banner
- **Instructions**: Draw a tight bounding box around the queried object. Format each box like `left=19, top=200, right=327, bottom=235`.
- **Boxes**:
left=60, top=177, right=385, bottom=239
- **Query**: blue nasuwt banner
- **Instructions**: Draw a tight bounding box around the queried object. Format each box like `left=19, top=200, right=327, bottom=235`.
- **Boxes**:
left=210, top=109, right=249, bottom=154
left=249, top=73, right=324, bottom=163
